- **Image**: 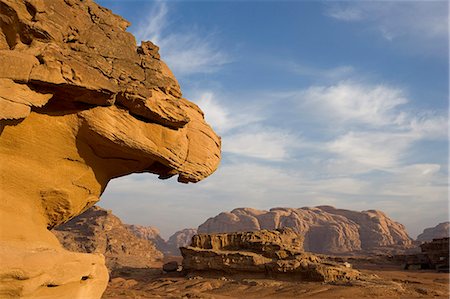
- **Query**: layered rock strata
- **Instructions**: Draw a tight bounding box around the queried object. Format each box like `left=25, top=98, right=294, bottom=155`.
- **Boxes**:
left=0, top=0, right=220, bottom=298
left=53, top=206, right=163, bottom=271
left=198, top=206, right=412, bottom=254
left=181, top=229, right=360, bottom=282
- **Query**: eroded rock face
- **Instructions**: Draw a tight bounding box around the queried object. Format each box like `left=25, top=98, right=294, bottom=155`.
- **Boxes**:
left=417, top=222, right=450, bottom=242
left=126, top=224, right=168, bottom=254
left=0, top=0, right=220, bottom=297
left=181, top=229, right=361, bottom=282
left=198, top=206, right=412, bottom=254
left=53, top=206, right=164, bottom=271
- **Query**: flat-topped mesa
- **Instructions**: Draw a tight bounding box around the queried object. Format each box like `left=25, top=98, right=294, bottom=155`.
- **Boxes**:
left=181, top=229, right=361, bottom=282
left=190, top=228, right=304, bottom=259
left=0, top=0, right=221, bottom=298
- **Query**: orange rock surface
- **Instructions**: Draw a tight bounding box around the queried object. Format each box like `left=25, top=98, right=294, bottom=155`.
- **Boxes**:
left=0, top=0, right=220, bottom=298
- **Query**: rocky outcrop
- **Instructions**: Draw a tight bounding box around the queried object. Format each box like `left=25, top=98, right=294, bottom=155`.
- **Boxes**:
left=198, top=206, right=412, bottom=254
left=126, top=224, right=168, bottom=253
left=188, top=228, right=304, bottom=257
left=181, top=229, right=361, bottom=282
left=417, top=222, right=450, bottom=242
left=166, top=228, right=198, bottom=256
left=53, top=206, right=163, bottom=271
left=0, top=0, right=220, bottom=298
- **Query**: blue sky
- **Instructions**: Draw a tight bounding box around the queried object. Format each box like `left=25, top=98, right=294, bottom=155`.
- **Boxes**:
left=98, top=0, right=448, bottom=239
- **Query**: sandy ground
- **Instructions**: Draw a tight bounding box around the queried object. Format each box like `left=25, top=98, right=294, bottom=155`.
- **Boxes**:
left=102, top=261, right=449, bottom=299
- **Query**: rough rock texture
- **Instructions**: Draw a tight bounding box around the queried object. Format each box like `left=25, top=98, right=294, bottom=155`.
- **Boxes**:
left=417, top=222, right=450, bottom=242
left=53, top=206, right=163, bottom=271
left=126, top=224, right=168, bottom=253
left=198, top=206, right=412, bottom=254
left=0, top=0, right=220, bottom=298
left=166, top=228, right=198, bottom=256
left=181, top=229, right=361, bottom=282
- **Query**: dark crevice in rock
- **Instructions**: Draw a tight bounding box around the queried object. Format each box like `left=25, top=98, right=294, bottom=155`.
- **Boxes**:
left=46, top=284, right=59, bottom=288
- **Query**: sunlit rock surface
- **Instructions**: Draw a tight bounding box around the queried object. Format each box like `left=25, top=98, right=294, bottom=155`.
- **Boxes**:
left=181, top=228, right=361, bottom=282
left=198, top=206, right=412, bottom=254
left=0, top=0, right=220, bottom=297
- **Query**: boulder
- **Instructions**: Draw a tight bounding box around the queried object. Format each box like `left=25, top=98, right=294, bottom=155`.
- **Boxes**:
left=181, top=228, right=360, bottom=282
left=198, top=206, right=412, bottom=254
left=163, top=261, right=179, bottom=272
left=0, top=0, right=220, bottom=298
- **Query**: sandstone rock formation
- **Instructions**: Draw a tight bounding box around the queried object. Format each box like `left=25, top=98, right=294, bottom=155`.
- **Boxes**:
left=181, top=229, right=361, bottom=282
left=126, top=224, right=168, bottom=253
left=198, top=206, right=412, bottom=254
left=166, top=228, right=198, bottom=256
left=53, top=206, right=163, bottom=271
left=417, top=222, right=450, bottom=242
left=0, top=0, right=220, bottom=297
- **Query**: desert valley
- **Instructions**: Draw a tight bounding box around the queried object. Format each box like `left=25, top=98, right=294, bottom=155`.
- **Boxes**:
left=52, top=205, right=450, bottom=299
left=0, top=0, right=448, bottom=298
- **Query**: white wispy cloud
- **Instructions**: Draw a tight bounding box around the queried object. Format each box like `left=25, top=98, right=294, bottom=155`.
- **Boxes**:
left=192, top=90, right=263, bottom=135
left=408, top=112, right=448, bottom=140
left=133, top=1, right=229, bottom=75
left=188, top=89, right=300, bottom=161
left=299, top=81, right=408, bottom=127
left=194, top=80, right=446, bottom=169
left=294, top=81, right=447, bottom=173
left=133, top=1, right=168, bottom=44
left=324, top=1, right=448, bottom=50
left=326, top=131, right=413, bottom=170
left=223, top=128, right=300, bottom=161
left=194, top=91, right=230, bottom=134
left=325, top=6, right=363, bottom=22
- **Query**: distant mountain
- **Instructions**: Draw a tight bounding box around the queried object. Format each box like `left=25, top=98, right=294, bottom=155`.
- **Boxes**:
left=126, top=224, right=168, bottom=252
left=417, top=222, right=450, bottom=242
left=53, top=206, right=163, bottom=271
left=125, top=226, right=197, bottom=256
left=53, top=205, right=415, bottom=259
left=197, top=206, right=413, bottom=255
left=166, top=228, right=198, bottom=256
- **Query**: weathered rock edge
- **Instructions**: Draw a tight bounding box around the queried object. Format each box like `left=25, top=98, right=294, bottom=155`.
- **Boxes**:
left=181, top=229, right=361, bottom=282
left=0, top=0, right=221, bottom=298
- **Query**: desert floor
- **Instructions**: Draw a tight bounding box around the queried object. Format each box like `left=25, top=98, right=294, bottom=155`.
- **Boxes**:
left=102, top=261, right=449, bottom=299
